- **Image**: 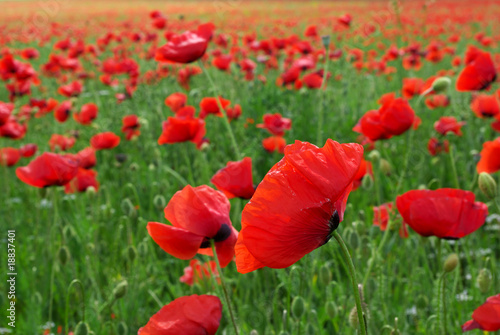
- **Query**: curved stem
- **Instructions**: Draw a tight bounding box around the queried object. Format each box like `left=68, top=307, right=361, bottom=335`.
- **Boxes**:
left=316, top=43, right=331, bottom=145
left=362, top=222, right=391, bottom=287
left=65, top=279, right=86, bottom=333
left=332, top=231, right=368, bottom=335
left=198, top=60, right=241, bottom=160
left=210, top=240, right=239, bottom=335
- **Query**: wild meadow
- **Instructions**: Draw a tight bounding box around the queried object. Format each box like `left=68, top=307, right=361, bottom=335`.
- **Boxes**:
left=0, top=0, right=499, bottom=334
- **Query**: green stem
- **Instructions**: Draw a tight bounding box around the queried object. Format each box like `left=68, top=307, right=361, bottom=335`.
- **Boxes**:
left=332, top=231, right=367, bottom=335
left=448, top=145, right=459, bottom=189
left=441, top=273, right=448, bottom=335
left=48, top=188, right=59, bottom=323
left=198, top=60, right=241, bottom=160
left=316, top=43, right=331, bottom=145
left=395, top=129, right=414, bottom=196
left=210, top=240, right=239, bottom=335
left=362, top=222, right=391, bottom=287
left=65, top=279, right=85, bottom=333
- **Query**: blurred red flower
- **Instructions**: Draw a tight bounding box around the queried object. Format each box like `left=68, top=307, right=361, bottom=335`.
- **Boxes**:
left=90, top=132, right=120, bottom=150
left=476, top=137, right=500, bottom=174
left=262, top=136, right=286, bottom=154
left=462, top=293, right=500, bottom=332
left=257, top=113, right=292, bottom=136
left=456, top=48, right=497, bottom=91
left=0, top=147, right=20, bottom=166
left=165, top=92, right=187, bottom=113
left=121, top=115, right=140, bottom=140
left=16, top=152, right=78, bottom=188
left=471, top=94, right=499, bottom=118
left=434, top=117, right=465, bottom=136
left=73, top=103, right=98, bottom=125
left=211, top=157, right=255, bottom=199
left=157, top=116, right=206, bottom=148
left=180, top=259, right=219, bottom=286
left=64, top=168, right=99, bottom=193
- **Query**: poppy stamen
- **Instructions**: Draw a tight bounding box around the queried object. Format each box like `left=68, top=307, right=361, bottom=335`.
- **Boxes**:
left=200, top=223, right=232, bottom=248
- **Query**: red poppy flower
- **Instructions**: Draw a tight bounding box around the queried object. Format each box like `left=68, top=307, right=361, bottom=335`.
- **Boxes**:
left=0, top=121, right=27, bottom=140
left=402, top=78, right=424, bottom=99
left=213, top=54, right=232, bottom=71
left=138, top=295, right=222, bottom=335
left=462, top=293, right=500, bottom=332
left=378, top=97, right=415, bottom=136
left=396, top=188, right=487, bottom=239
left=373, top=202, right=408, bottom=238
left=165, top=92, right=187, bottom=113
left=147, top=185, right=238, bottom=268
left=49, top=134, right=76, bottom=152
left=211, top=157, right=255, bottom=199
left=476, top=137, right=500, bottom=174
left=225, top=104, right=242, bottom=121
left=471, top=94, right=499, bottom=118
left=54, top=100, right=72, bottom=123
left=58, top=81, right=82, bottom=97
left=456, top=48, right=497, bottom=92
left=158, top=116, right=206, bottom=148
left=425, top=94, right=450, bottom=109
left=302, top=72, right=324, bottom=89
left=257, top=113, right=292, bottom=136
left=199, top=97, right=231, bottom=119
left=0, top=147, right=20, bottom=166
left=434, top=117, right=465, bottom=136
left=180, top=259, right=219, bottom=286
left=121, top=115, right=140, bottom=140
left=19, top=143, right=37, bottom=157
left=155, top=26, right=210, bottom=64
left=0, top=101, right=14, bottom=126
left=16, top=152, right=78, bottom=188
left=90, top=132, right=120, bottom=150
left=262, top=136, right=286, bottom=154
left=64, top=168, right=99, bottom=194
left=73, top=103, right=98, bottom=125
left=235, top=140, right=363, bottom=274
left=352, top=158, right=373, bottom=191
left=353, top=110, right=392, bottom=141
left=427, top=137, right=449, bottom=156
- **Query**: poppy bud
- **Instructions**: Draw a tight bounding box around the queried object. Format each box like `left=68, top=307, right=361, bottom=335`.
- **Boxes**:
left=58, top=245, right=71, bottom=266
left=321, top=35, right=331, bottom=50
left=349, top=231, right=360, bottom=249
left=292, top=296, right=305, bottom=318
left=117, top=321, right=128, bottom=335
left=325, top=301, right=336, bottom=319
left=318, top=264, right=332, bottom=287
left=86, top=186, right=97, bottom=196
left=249, top=330, right=259, bottom=335
left=113, top=280, right=128, bottom=300
left=478, top=172, right=497, bottom=199
left=121, top=198, right=136, bottom=218
left=153, top=194, right=166, bottom=210
left=348, top=306, right=359, bottom=329
left=305, top=323, right=315, bottom=335
left=361, top=174, right=373, bottom=190
left=74, top=321, right=90, bottom=335
left=431, top=77, right=451, bottom=94
left=391, top=329, right=401, bottom=335
left=126, top=245, right=137, bottom=262
left=367, top=150, right=380, bottom=163
left=476, top=268, right=492, bottom=293
left=443, top=253, right=459, bottom=273
left=138, top=241, right=148, bottom=257
left=379, top=159, right=391, bottom=175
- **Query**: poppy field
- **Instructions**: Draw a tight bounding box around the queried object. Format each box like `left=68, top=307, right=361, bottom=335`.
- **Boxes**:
left=1, top=0, right=500, bottom=334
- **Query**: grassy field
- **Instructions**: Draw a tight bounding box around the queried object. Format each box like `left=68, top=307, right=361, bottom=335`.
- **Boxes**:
left=0, top=0, right=499, bottom=334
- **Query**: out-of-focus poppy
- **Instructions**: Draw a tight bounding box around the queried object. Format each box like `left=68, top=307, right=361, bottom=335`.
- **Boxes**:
left=155, top=25, right=212, bottom=64
left=257, top=113, right=291, bottom=136
left=147, top=185, right=238, bottom=268
left=0, top=101, right=13, bottom=126
left=158, top=116, right=206, bottom=148
left=19, top=143, right=37, bottom=158
left=462, top=293, right=500, bottom=332
left=378, top=97, right=415, bottom=136
left=58, top=81, right=82, bottom=97
left=121, top=115, right=140, bottom=140
left=470, top=94, right=499, bottom=118
left=476, top=137, right=500, bottom=174
left=211, top=157, right=255, bottom=199
left=73, top=103, right=98, bottom=125
left=64, top=168, right=99, bottom=193
left=434, top=117, right=465, bottom=136
left=225, top=104, right=242, bottom=121
left=180, top=259, right=219, bottom=286
left=54, top=100, right=72, bottom=123
left=165, top=92, right=187, bottom=113
left=49, top=134, right=76, bottom=152
left=353, top=110, right=392, bottom=141
left=0, top=120, right=27, bottom=140
left=373, top=202, right=408, bottom=238
left=262, top=136, right=286, bottom=154
left=396, top=188, right=487, bottom=239
left=456, top=48, right=497, bottom=91
left=0, top=147, right=20, bottom=166
left=235, top=140, right=363, bottom=273
left=138, top=295, right=222, bottom=335
left=16, top=152, right=78, bottom=188
left=427, top=137, right=449, bottom=156
left=199, top=97, right=230, bottom=119
left=402, top=78, right=424, bottom=99
left=90, top=132, right=120, bottom=150
left=352, top=158, right=373, bottom=190
left=425, top=94, right=450, bottom=109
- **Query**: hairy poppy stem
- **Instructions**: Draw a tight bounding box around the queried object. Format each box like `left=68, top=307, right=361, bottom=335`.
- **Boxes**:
left=395, top=129, right=414, bottom=196
left=332, top=231, right=368, bottom=335
left=448, top=145, right=460, bottom=189
left=198, top=60, right=241, bottom=160
left=362, top=219, right=391, bottom=287
left=441, top=273, right=448, bottom=335
left=316, top=40, right=330, bottom=146
left=48, top=188, right=58, bottom=324
left=210, top=240, right=239, bottom=335
left=65, top=279, right=85, bottom=333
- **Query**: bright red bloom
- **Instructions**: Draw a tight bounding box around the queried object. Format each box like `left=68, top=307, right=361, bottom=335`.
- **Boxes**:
left=402, top=78, right=424, bottom=99
left=225, top=104, right=242, bottom=121
left=138, top=295, right=222, bottom=335
left=471, top=94, right=499, bottom=118
left=147, top=185, right=238, bottom=268
left=235, top=140, right=363, bottom=273
left=353, top=110, right=392, bottom=141
left=64, top=168, right=99, bottom=194
left=180, top=259, right=219, bottom=286
left=90, top=132, right=120, bottom=150
left=425, top=94, right=450, bottom=109
left=262, top=136, right=286, bottom=154
left=352, top=158, right=373, bottom=191
left=54, top=100, right=72, bottom=123
left=434, top=117, right=465, bottom=136
left=199, top=97, right=231, bottom=119
left=165, top=92, right=187, bottom=113
left=373, top=202, right=408, bottom=238
left=73, top=103, right=98, bottom=125
left=456, top=48, right=497, bottom=91
left=158, top=116, right=206, bottom=148
left=0, top=147, right=20, bottom=166
left=0, top=101, right=14, bottom=126
left=49, top=134, right=76, bottom=152
left=378, top=97, right=415, bottom=136
left=16, top=152, right=78, bottom=188
left=155, top=27, right=210, bottom=64
left=19, top=143, right=37, bottom=157
left=121, top=115, right=140, bottom=140
left=396, top=188, right=487, bottom=239
left=211, top=157, right=254, bottom=199
left=257, top=113, right=292, bottom=136
left=0, top=121, right=27, bottom=140
left=212, top=54, right=232, bottom=71
left=462, top=294, right=500, bottom=332
left=302, top=72, right=324, bottom=89
left=58, top=81, right=82, bottom=97
left=427, top=137, right=449, bottom=156
left=476, top=137, right=500, bottom=174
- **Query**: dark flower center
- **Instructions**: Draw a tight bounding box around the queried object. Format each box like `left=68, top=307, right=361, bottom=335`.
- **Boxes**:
left=320, top=210, right=340, bottom=246
left=199, top=223, right=232, bottom=248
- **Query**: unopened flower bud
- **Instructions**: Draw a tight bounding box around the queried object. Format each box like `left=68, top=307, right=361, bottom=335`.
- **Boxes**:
left=379, top=159, right=391, bottom=176
left=117, top=321, right=128, bottom=335
left=153, top=194, right=166, bottom=210
left=367, top=150, right=380, bottom=162
left=361, top=174, right=373, bottom=190
left=325, top=301, right=336, bottom=319
left=477, top=268, right=492, bottom=293
left=431, top=77, right=451, bottom=93
left=74, top=321, right=90, bottom=335
left=478, top=172, right=497, bottom=199
left=58, top=245, right=71, bottom=266
left=292, top=296, right=305, bottom=318
left=349, top=306, right=359, bottom=329
left=444, top=253, right=459, bottom=273
left=318, top=264, right=332, bottom=287
left=113, top=280, right=128, bottom=300
left=126, top=245, right=137, bottom=262
left=121, top=198, right=136, bottom=218
left=322, top=35, right=331, bottom=49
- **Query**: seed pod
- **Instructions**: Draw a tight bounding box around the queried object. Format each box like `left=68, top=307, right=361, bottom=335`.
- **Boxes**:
left=477, top=268, right=492, bottom=293
left=431, top=77, right=451, bottom=93
left=379, top=159, right=391, bottom=176
left=367, top=150, right=380, bottom=163
left=443, top=253, right=459, bottom=273
left=478, top=172, right=497, bottom=199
